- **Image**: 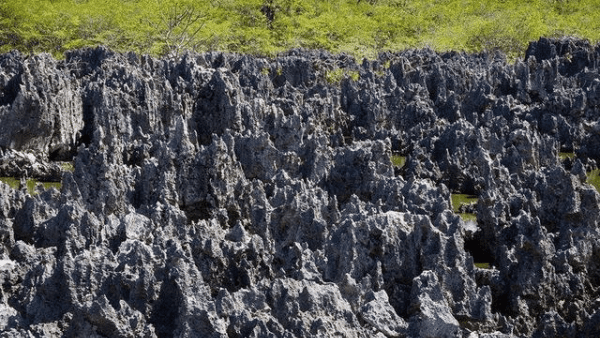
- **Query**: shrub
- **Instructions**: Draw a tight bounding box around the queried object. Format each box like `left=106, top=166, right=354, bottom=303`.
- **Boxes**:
left=1, top=0, right=600, bottom=59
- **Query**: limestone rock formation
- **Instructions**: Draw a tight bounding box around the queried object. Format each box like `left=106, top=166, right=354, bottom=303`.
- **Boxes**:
left=1, top=37, right=600, bottom=337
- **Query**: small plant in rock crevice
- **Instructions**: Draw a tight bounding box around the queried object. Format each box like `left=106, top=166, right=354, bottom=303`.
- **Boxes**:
left=451, top=193, right=478, bottom=222
left=391, top=154, right=406, bottom=168
left=474, top=262, right=491, bottom=269
left=0, top=177, right=62, bottom=195
left=325, top=68, right=359, bottom=84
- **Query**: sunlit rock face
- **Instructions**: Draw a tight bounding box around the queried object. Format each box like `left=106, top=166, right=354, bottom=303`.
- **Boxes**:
left=1, top=37, right=600, bottom=337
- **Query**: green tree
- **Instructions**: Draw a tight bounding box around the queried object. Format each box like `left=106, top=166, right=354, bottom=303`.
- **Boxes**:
left=154, top=0, right=209, bottom=56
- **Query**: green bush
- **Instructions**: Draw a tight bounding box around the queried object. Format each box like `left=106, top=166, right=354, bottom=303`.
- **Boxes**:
left=559, top=152, right=575, bottom=160
left=587, top=169, right=600, bottom=193
left=325, top=68, right=359, bottom=84
left=1, top=0, right=599, bottom=59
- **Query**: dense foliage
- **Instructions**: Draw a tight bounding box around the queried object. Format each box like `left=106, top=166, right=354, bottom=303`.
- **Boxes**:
left=1, top=0, right=599, bottom=59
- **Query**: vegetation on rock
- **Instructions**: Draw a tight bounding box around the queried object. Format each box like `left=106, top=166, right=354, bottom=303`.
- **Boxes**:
left=587, top=169, right=600, bottom=193
left=0, top=177, right=61, bottom=195
left=474, top=262, right=491, bottom=269
left=451, top=193, right=478, bottom=222
left=391, top=154, right=406, bottom=168
left=451, top=193, right=477, bottom=213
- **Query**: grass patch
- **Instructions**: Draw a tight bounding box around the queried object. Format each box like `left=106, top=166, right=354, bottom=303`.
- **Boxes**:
left=451, top=194, right=478, bottom=213
left=451, top=194, right=478, bottom=223
left=459, top=212, right=477, bottom=222
left=0, top=177, right=61, bottom=195
left=0, top=177, right=20, bottom=190
left=391, top=155, right=406, bottom=168
left=474, top=262, right=491, bottom=269
left=60, top=162, right=75, bottom=172
left=559, top=152, right=575, bottom=160
left=587, top=169, right=600, bottom=193
left=41, top=181, right=62, bottom=191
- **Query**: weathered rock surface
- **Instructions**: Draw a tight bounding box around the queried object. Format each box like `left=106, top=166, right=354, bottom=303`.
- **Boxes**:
left=1, top=37, right=600, bottom=337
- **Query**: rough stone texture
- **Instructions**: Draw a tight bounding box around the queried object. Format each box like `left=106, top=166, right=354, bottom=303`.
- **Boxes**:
left=1, top=37, right=600, bottom=337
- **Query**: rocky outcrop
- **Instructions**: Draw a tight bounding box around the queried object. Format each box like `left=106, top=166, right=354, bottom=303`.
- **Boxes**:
left=1, top=37, right=600, bottom=337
